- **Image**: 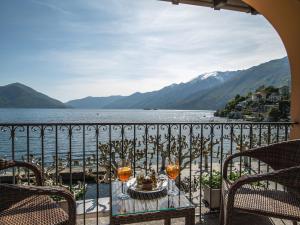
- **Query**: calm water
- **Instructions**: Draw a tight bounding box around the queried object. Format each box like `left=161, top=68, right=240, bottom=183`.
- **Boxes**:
left=0, top=108, right=217, bottom=123
left=0, top=109, right=288, bottom=191
left=0, top=109, right=222, bottom=199
left=0, top=109, right=222, bottom=162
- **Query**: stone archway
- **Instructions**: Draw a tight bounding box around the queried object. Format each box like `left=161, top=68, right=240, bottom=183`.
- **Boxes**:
left=241, top=0, right=300, bottom=138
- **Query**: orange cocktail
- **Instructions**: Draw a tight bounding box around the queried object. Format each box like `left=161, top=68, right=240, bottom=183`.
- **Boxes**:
left=166, top=164, right=179, bottom=180
left=117, top=166, right=132, bottom=182
left=166, top=160, right=180, bottom=196
left=117, top=162, right=132, bottom=200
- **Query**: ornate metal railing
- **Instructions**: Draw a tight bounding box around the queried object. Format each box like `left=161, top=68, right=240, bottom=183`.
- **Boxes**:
left=0, top=122, right=294, bottom=223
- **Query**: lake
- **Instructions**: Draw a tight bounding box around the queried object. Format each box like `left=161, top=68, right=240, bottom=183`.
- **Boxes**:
left=0, top=109, right=223, bottom=163
left=0, top=109, right=287, bottom=165
left=0, top=108, right=217, bottom=123
left=0, top=109, right=291, bottom=200
left=0, top=109, right=220, bottom=199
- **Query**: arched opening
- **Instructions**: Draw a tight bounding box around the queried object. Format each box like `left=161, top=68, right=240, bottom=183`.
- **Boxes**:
left=163, top=0, right=300, bottom=138
left=241, top=0, right=300, bottom=138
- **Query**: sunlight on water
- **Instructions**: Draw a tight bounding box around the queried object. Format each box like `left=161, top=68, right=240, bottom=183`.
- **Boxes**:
left=0, top=109, right=218, bottom=123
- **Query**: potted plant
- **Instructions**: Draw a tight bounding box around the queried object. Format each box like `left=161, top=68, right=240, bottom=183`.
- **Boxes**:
left=201, top=170, right=247, bottom=209
left=201, top=170, right=222, bottom=209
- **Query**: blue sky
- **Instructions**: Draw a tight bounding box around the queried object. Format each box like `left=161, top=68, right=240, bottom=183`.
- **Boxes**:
left=0, top=0, right=287, bottom=102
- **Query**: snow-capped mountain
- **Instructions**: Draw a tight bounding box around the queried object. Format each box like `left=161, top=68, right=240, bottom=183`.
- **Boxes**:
left=67, top=57, right=290, bottom=110
left=67, top=70, right=239, bottom=109
left=190, top=71, right=238, bottom=83
left=193, top=71, right=220, bottom=80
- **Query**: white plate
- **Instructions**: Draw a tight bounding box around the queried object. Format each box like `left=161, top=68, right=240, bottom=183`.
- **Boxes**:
left=127, top=177, right=168, bottom=193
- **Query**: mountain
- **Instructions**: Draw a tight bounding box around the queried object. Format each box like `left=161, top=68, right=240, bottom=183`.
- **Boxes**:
left=4, top=57, right=288, bottom=109
left=178, top=57, right=290, bottom=109
left=67, top=56, right=290, bottom=110
left=0, top=83, right=67, bottom=108
left=66, top=71, right=239, bottom=109
left=66, top=96, right=125, bottom=108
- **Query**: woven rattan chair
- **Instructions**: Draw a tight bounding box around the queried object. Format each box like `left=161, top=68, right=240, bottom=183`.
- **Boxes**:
left=220, top=140, right=300, bottom=225
left=0, top=160, right=76, bottom=225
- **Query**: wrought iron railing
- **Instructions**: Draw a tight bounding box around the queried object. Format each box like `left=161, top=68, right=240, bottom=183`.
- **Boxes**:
left=0, top=122, right=294, bottom=223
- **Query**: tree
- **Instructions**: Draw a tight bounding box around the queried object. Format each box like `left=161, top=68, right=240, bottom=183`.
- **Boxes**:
left=256, top=85, right=265, bottom=92
left=264, top=86, right=278, bottom=95
left=279, top=100, right=290, bottom=119
left=268, top=107, right=281, bottom=122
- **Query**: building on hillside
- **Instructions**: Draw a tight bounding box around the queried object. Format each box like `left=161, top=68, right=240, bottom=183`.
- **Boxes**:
left=252, top=91, right=267, bottom=102
left=239, top=100, right=248, bottom=107
left=235, top=100, right=248, bottom=111
left=268, top=92, right=281, bottom=103
left=252, top=104, right=265, bottom=113
left=251, top=94, right=258, bottom=102
left=235, top=104, right=242, bottom=111
left=279, top=85, right=289, bottom=96
left=264, top=104, right=279, bottom=113
left=228, top=111, right=243, bottom=119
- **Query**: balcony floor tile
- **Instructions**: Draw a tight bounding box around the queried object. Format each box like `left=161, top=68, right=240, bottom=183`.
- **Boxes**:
left=77, top=212, right=297, bottom=225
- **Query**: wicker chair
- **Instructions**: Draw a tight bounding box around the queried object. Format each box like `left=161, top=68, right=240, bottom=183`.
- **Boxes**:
left=220, top=140, right=300, bottom=225
left=0, top=160, right=76, bottom=225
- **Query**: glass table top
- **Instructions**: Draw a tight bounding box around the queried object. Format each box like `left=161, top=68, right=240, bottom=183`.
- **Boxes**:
left=111, top=180, right=194, bottom=216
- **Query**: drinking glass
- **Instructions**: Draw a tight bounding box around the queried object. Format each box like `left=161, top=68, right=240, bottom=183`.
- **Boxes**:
left=166, top=158, right=180, bottom=196
left=117, top=160, right=132, bottom=200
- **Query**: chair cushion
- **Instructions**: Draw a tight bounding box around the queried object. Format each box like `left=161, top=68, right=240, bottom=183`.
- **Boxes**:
left=223, top=180, right=300, bottom=220
left=0, top=194, right=69, bottom=225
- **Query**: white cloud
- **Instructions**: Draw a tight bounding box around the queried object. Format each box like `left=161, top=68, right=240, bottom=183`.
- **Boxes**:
left=4, top=0, right=287, bottom=101
left=30, top=0, right=73, bottom=15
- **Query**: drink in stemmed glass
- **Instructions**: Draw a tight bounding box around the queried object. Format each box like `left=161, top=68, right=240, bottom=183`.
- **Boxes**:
left=166, top=158, right=180, bottom=196
left=117, top=160, right=132, bottom=200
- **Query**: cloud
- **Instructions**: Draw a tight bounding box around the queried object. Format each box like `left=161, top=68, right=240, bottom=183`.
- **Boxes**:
left=29, top=0, right=73, bottom=15
left=0, top=0, right=287, bottom=101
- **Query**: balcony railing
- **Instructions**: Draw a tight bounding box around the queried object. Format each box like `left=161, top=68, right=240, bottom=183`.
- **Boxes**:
left=0, top=122, right=294, bottom=223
